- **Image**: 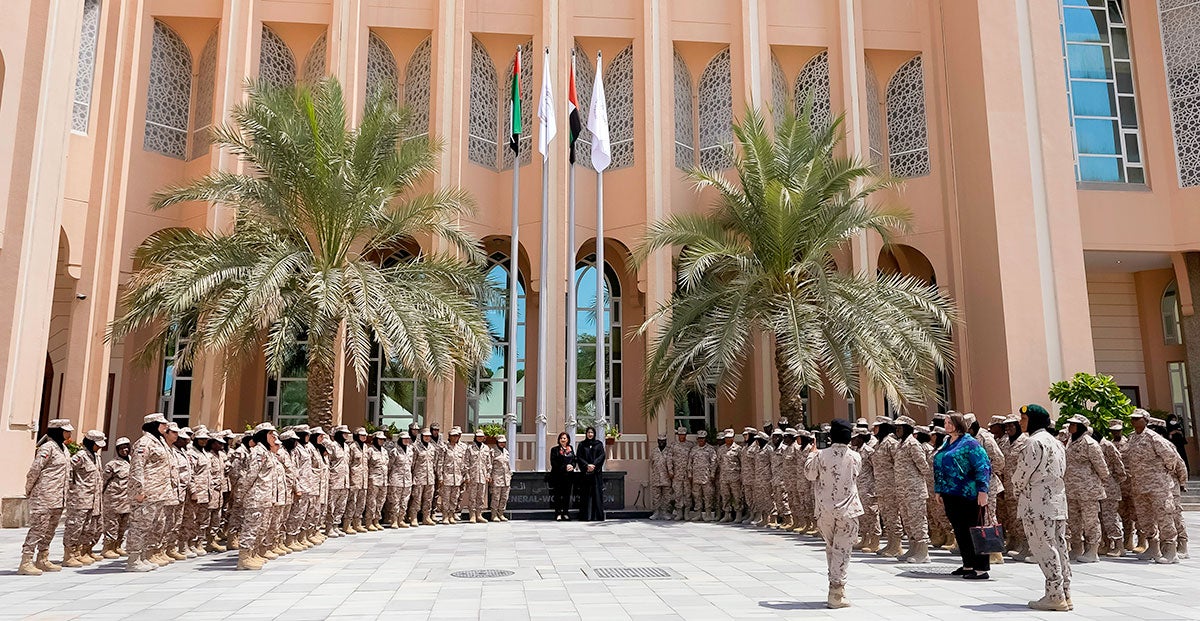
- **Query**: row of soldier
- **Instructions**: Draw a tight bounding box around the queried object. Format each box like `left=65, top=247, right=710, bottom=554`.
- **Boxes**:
left=648, top=409, right=1189, bottom=567
left=18, top=414, right=515, bottom=574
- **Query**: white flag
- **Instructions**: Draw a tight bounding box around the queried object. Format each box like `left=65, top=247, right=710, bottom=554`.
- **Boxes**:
left=586, top=52, right=611, bottom=172
left=538, top=49, right=557, bottom=161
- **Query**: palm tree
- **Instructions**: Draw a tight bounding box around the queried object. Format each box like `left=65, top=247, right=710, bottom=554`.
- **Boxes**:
left=636, top=106, right=957, bottom=425
left=109, top=79, right=495, bottom=427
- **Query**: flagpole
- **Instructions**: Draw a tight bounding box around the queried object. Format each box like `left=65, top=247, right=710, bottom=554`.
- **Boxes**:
left=565, top=50, right=578, bottom=436
left=505, top=45, right=520, bottom=470
left=593, top=50, right=607, bottom=433
left=535, top=46, right=553, bottom=472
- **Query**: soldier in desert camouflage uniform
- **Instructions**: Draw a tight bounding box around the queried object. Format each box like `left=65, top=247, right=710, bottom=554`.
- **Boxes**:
left=101, top=437, right=132, bottom=559
left=850, top=429, right=878, bottom=551
left=439, top=427, right=468, bottom=524
left=323, top=425, right=350, bottom=537
left=387, top=431, right=414, bottom=528
left=649, top=433, right=671, bottom=520
left=126, top=413, right=172, bottom=572
left=739, top=428, right=758, bottom=524
left=1095, top=421, right=1128, bottom=556
left=782, top=430, right=806, bottom=533
left=1014, top=405, right=1073, bottom=612
left=767, top=429, right=787, bottom=528
left=62, top=429, right=105, bottom=568
left=237, top=423, right=280, bottom=570
left=464, top=431, right=492, bottom=523
left=805, top=419, right=862, bottom=610
left=490, top=435, right=513, bottom=521
left=1126, top=410, right=1187, bottom=563
left=408, top=428, right=437, bottom=526
left=1001, top=415, right=1032, bottom=561
left=1063, top=415, right=1109, bottom=564
left=871, top=417, right=902, bottom=557
left=164, top=424, right=189, bottom=563
left=892, top=416, right=931, bottom=563
left=364, top=431, right=390, bottom=530
left=753, top=432, right=774, bottom=525
left=716, top=430, right=742, bottom=523
left=181, top=427, right=211, bottom=558
left=689, top=431, right=717, bottom=521
left=345, top=428, right=368, bottom=533
left=667, top=427, right=694, bottom=521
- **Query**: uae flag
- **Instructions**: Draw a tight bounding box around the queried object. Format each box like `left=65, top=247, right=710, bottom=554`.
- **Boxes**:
left=568, top=52, right=582, bottom=164
left=509, top=47, right=522, bottom=154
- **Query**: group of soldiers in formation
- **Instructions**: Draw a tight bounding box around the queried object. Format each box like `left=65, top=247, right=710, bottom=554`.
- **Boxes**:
left=649, top=406, right=1191, bottom=610
left=17, top=413, right=514, bottom=574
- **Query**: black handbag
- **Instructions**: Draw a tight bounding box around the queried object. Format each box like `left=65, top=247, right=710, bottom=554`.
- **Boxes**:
left=969, top=507, right=1006, bottom=554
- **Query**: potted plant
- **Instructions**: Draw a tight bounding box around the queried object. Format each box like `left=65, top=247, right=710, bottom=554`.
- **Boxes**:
left=479, top=423, right=505, bottom=446
left=604, top=425, right=621, bottom=446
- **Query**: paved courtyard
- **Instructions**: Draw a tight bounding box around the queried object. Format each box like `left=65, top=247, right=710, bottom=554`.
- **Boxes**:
left=0, top=515, right=1197, bottom=621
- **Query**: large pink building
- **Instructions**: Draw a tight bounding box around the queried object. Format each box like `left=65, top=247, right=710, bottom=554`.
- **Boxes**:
left=1, top=0, right=1198, bottom=522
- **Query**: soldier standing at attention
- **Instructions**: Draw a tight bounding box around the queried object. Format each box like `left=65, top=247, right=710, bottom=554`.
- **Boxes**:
left=689, top=431, right=717, bottom=521
left=387, top=431, right=414, bottom=528
left=1126, top=409, right=1185, bottom=563
left=752, top=432, right=773, bottom=526
left=1063, top=415, right=1109, bottom=564
left=408, top=429, right=437, bottom=526
left=667, top=427, right=694, bottom=521
left=295, top=426, right=323, bottom=546
left=804, top=419, right=862, bottom=610
left=850, top=429, right=878, bottom=552
left=1095, top=422, right=1128, bottom=557
left=892, top=415, right=931, bottom=563
left=440, top=427, right=468, bottom=524
left=62, top=430, right=105, bottom=568
left=324, top=425, right=350, bottom=537
left=101, top=437, right=132, bottom=559
left=490, top=435, right=513, bottom=521
left=768, top=429, right=788, bottom=529
left=206, top=434, right=229, bottom=552
left=238, top=423, right=279, bottom=571
left=464, top=431, right=492, bottom=523
left=1002, top=415, right=1032, bottom=562
left=126, top=413, right=171, bottom=573
left=164, top=424, right=189, bottom=564
left=182, top=428, right=212, bottom=558
left=870, top=417, right=902, bottom=557
left=346, top=428, right=369, bottom=533
left=717, top=430, right=742, bottom=523
left=365, top=431, right=390, bottom=531
left=740, top=428, right=758, bottom=524
left=1013, top=404, right=1072, bottom=612
left=649, top=433, right=671, bottom=520
left=781, top=430, right=804, bottom=532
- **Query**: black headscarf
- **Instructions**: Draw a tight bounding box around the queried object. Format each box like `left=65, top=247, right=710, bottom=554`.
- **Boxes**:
left=829, top=419, right=852, bottom=445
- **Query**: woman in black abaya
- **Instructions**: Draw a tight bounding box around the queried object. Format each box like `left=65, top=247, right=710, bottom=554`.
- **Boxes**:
left=576, top=427, right=607, bottom=521
left=549, top=432, right=576, bottom=521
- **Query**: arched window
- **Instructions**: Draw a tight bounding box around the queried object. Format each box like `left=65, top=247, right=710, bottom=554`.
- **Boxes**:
left=501, top=39, right=534, bottom=170
left=865, top=59, right=884, bottom=167
left=303, top=32, right=327, bottom=83
left=258, top=25, right=295, bottom=89
left=698, top=48, right=733, bottom=170
left=190, top=29, right=218, bottom=160
left=160, top=330, right=193, bottom=426
left=1160, top=0, right=1200, bottom=187
left=368, top=250, right=427, bottom=428
left=469, top=252, right=525, bottom=431
left=886, top=55, right=931, bottom=178
left=795, top=50, right=832, bottom=133
left=365, top=31, right=398, bottom=105
left=1063, top=0, right=1143, bottom=184
left=771, top=52, right=787, bottom=125
left=1163, top=280, right=1184, bottom=346
left=404, top=37, right=432, bottom=138
left=71, top=0, right=100, bottom=134
left=265, top=335, right=308, bottom=428
left=575, top=255, right=622, bottom=429
left=143, top=20, right=192, bottom=160
left=467, top=37, right=498, bottom=169
left=573, top=41, right=595, bottom=170
left=673, top=49, right=695, bottom=170
left=605, top=44, right=635, bottom=170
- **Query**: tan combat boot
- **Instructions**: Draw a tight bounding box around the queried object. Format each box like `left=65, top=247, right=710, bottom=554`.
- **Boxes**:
left=61, top=546, right=84, bottom=568
left=1139, top=539, right=1161, bottom=561
left=469, top=510, right=479, bottom=524
left=237, top=549, right=263, bottom=570
left=904, top=541, right=930, bottom=564
left=36, top=551, right=62, bottom=572
left=826, top=584, right=851, bottom=609
left=1078, top=543, right=1099, bottom=563
left=1156, top=542, right=1180, bottom=564
left=78, top=546, right=96, bottom=565
left=102, top=539, right=120, bottom=559
left=260, top=545, right=279, bottom=560
left=877, top=537, right=902, bottom=558
left=18, top=554, right=43, bottom=576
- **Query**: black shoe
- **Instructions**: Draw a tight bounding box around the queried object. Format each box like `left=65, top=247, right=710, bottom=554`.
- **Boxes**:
left=962, top=571, right=990, bottom=580
left=951, top=567, right=972, bottom=576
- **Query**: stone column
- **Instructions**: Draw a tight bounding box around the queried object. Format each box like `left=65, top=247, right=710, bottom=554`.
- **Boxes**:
left=1176, top=252, right=1200, bottom=457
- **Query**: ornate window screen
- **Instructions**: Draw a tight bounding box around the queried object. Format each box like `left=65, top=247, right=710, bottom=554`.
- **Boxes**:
left=771, top=53, right=788, bottom=124
left=303, top=33, right=327, bottom=83
left=366, top=31, right=398, bottom=105
left=795, top=50, right=832, bottom=133
left=1158, top=0, right=1200, bottom=187
left=190, top=30, right=218, bottom=160
left=698, top=47, right=733, bottom=170
left=72, top=0, right=100, bottom=134
left=865, top=59, right=884, bottom=167
left=673, top=49, right=695, bottom=171
left=501, top=38, right=535, bottom=170
left=404, top=37, right=432, bottom=139
left=467, top=37, right=498, bottom=169
left=1061, top=0, right=1143, bottom=184
left=143, top=20, right=192, bottom=160
left=258, top=25, right=296, bottom=89
left=604, top=44, right=636, bottom=170
left=885, top=55, right=931, bottom=178
left=573, top=41, right=595, bottom=170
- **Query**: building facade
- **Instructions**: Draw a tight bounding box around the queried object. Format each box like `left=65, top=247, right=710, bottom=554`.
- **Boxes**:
left=2, top=0, right=1199, bottom=522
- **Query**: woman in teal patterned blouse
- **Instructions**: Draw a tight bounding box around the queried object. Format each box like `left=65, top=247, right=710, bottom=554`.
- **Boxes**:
left=934, top=412, right=992, bottom=579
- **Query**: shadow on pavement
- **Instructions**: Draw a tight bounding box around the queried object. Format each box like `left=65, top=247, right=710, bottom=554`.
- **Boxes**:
left=758, top=600, right=828, bottom=610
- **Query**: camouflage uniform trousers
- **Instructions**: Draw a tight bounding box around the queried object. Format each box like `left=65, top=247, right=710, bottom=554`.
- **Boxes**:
left=386, top=485, right=411, bottom=523
left=672, top=477, right=690, bottom=513
left=1133, top=491, right=1177, bottom=545
left=691, top=482, right=715, bottom=514
left=465, top=482, right=487, bottom=511
left=183, top=499, right=210, bottom=546
left=408, top=484, right=434, bottom=522
left=1173, top=495, right=1189, bottom=547
left=859, top=494, right=880, bottom=540
left=21, top=508, right=64, bottom=556
left=63, top=508, right=101, bottom=551
left=1066, top=498, right=1102, bottom=548
left=878, top=491, right=903, bottom=545
left=438, top=484, right=463, bottom=518
left=1023, top=514, right=1072, bottom=601
left=240, top=508, right=267, bottom=553
left=1099, top=498, right=1123, bottom=546
left=772, top=482, right=789, bottom=518
left=999, top=493, right=1024, bottom=550
left=718, top=479, right=741, bottom=513
left=225, top=492, right=243, bottom=538
left=162, top=503, right=183, bottom=549
left=125, top=502, right=164, bottom=556
left=756, top=483, right=776, bottom=515
left=899, top=495, right=929, bottom=544
left=652, top=484, right=672, bottom=514
left=927, top=496, right=951, bottom=542
left=102, top=508, right=130, bottom=548
left=286, top=495, right=313, bottom=537
left=208, top=508, right=223, bottom=542
left=267, top=504, right=287, bottom=548
left=348, top=487, right=367, bottom=523
left=489, top=484, right=510, bottom=517
left=1117, top=495, right=1137, bottom=543
left=818, top=513, right=860, bottom=588
left=327, top=489, right=349, bottom=530
left=793, top=481, right=814, bottom=524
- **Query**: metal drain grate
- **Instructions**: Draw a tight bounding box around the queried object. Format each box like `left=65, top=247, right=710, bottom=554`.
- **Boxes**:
left=591, top=566, right=673, bottom=580
left=451, top=569, right=516, bottom=579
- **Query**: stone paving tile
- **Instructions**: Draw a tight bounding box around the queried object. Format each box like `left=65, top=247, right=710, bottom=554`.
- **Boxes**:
left=0, top=515, right=1197, bottom=619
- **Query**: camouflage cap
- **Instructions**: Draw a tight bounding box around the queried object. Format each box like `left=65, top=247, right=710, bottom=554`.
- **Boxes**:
left=254, top=422, right=276, bottom=433
left=1108, top=421, right=1124, bottom=431
left=115, top=436, right=131, bottom=447
left=989, top=415, right=1007, bottom=427
left=497, top=435, right=508, bottom=443
left=48, top=418, right=74, bottom=432
left=142, top=413, right=167, bottom=425
left=85, top=430, right=106, bottom=447
left=279, top=430, right=297, bottom=441
left=893, top=415, right=916, bottom=427
left=1066, top=414, right=1089, bottom=425
left=1130, top=408, right=1148, bottom=419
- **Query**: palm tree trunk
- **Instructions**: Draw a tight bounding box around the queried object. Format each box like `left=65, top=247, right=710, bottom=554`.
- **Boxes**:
left=774, top=343, right=807, bottom=428
left=306, top=357, right=335, bottom=428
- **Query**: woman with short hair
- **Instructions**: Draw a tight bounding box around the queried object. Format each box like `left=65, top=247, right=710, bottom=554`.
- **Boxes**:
left=933, top=412, right=993, bottom=580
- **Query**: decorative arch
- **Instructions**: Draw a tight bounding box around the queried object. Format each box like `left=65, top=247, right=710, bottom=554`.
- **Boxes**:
left=190, top=29, right=218, bottom=160
left=1159, top=2, right=1200, bottom=187
left=404, top=37, right=432, bottom=138
left=71, top=0, right=101, bottom=134
left=258, top=25, right=296, bottom=89
left=467, top=37, right=498, bottom=169
left=865, top=58, right=884, bottom=167
left=143, top=20, right=192, bottom=159
left=365, top=31, right=398, bottom=105
left=573, top=41, right=595, bottom=170
left=605, top=44, right=636, bottom=170
left=795, top=50, right=832, bottom=133
left=698, top=47, right=733, bottom=170
left=673, top=48, right=695, bottom=170
left=303, top=32, right=327, bottom=83
left=877, top=244, right=935, bottom=285
left=501, top=39, right=534, bottom=170
left=885, top=55, right=930, bottom=178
